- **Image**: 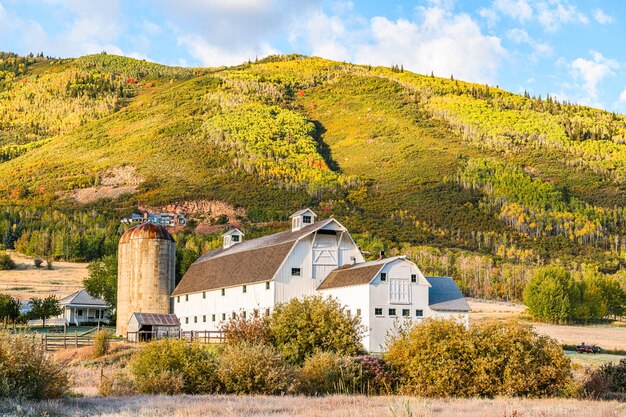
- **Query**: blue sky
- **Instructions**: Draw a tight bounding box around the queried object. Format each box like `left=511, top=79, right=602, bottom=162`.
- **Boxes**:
left=1, top=0, right=625, bottom=113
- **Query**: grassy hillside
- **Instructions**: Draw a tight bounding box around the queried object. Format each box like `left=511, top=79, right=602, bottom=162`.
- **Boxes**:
left=1, top=52, right=626, bottom=302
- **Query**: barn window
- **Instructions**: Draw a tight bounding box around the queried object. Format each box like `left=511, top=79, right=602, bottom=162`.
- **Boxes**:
left=380, top=272, right=387, bottom=282
left=242, top=311, right=247, bottom=319
left=346, top=310, right=351, bottom=316
left=415, top=309, right=424, bottom=317
left=243, top=285, right=247, bottom=293
left=303, top=215, right=312, bottom=224
left=356, top=309, right=361, bottom=316
left=212, top=314, right=215, bottom=322
left=194, top=316, right=197, bottom=323
left=232, top=234, right=239, bottom=242
left=375, top=308, right=383, bottom=316
left=221, top=313, right=226, bottom=320
left=203, top=291, right=206, bottom=299
left=291, top=268, right=301, bottom=276
left=232, top=312, right=236, bottom=319
left=266, top=282, right=270, bottom=290
left=177, top=296, right=180, bottom=303
left=402, top=309, right=410, bottom=317
left=185, top=294, right=188, bottom=301
left=411, top=274, right=417, bottom=283
left=221, top=288, right=225, bottom=296
left=185, top=317, right=189, bottom=324
left=203, top=315, right=206, bottom=322
left=265, top=308, right=270, bottom=316
left=389, top=308, right=397, bottom=316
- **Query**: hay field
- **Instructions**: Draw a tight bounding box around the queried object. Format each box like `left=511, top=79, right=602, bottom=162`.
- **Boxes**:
left=468, top=299, right=626, bottom=352
left=0, top=395, right=623, bottom=417
left=0, top=251, right=86, bottom=300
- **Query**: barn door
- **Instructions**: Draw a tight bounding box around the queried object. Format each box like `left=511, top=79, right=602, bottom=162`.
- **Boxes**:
left=313, top=234, right=337, bottom=280
left=389, top=279, right=410, bottom=304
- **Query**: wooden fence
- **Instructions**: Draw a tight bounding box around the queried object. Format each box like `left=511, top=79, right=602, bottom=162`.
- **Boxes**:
left=40, top=333, right=96, bottom=351
left=126, top=330, right=224, bottom=344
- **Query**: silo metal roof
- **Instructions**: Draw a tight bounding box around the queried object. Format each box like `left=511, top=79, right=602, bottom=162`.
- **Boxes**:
left=119, top=222, right=175, bottom=244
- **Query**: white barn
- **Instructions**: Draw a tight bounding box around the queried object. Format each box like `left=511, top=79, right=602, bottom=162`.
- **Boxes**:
left=172, top=209, right=469, bottom=352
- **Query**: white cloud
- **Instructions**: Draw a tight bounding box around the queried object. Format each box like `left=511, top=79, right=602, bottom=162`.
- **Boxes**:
left=570, top=51, right=620, bottom=99
left=536, top=0, right=588, bottom=32
left=593, top=9, right=614, bottom=25
left=506, top=28, right=552, bottom=56
left=177, top=33, right=277, bottom=67
left=619, top=87, right=626, bottom=103
left=480, top=0, right=588, bottom=32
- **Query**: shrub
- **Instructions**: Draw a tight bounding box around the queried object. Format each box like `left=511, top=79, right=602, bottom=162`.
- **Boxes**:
left=0, top=332, right=70, bottom=399
left=128, top=339, right=220, bottom=394
left=270, top=296, right=365, bottom=365
left=596, top=359, right=626, bottom=393
left=98, top=371, right=136, bottom=396
left=295, top=351, right=353, bottom=395
left=580, top=368, right=612, bottom=399
left=385, top=318, right=572, bottom=398
left=351, top=355, right=396, bottom=395
left=0, top=252, right=15, bottom=270
left=217, top=342, right=294, bottom=394
left=33, top=258, right=43, bottom=268
left=220, top=313, right=272, bottom=346
left=93, top=329, right=113, bottom=358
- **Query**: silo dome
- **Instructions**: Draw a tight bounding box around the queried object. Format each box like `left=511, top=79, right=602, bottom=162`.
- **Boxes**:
left=116, top=222, right=176, bottom=337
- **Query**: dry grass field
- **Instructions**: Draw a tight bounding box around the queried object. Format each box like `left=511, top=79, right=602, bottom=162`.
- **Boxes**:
left=0, top=251, right=86, bottom=300
left=0, top=395, right=623, bottom=417
left=468, top=299, right=626, bottom=352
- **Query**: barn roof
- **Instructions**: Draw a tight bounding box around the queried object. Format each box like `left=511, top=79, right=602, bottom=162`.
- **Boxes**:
left=317, top=257, right=406, bottom=290
left=172, top=218, right=341, bottom=295
left=58, top=290, right=109, bottom=307
left=131, top=313, right=180, bottom=326
left=425, top=277, right=471, bottom=312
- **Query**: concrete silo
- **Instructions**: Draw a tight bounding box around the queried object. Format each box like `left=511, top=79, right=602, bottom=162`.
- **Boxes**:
left=116, top=222, right=176, bottom=336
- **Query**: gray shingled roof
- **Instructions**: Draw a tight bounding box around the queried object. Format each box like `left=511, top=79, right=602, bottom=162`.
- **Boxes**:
left=131, top=313, right=180, bottom=326
left=426, top=277, right=471, bottom=312
left=317, top=256, right=406, bottom=290
left=58, top=290, right=109, bottom=307
left=172, top=219, right=342, bottom=296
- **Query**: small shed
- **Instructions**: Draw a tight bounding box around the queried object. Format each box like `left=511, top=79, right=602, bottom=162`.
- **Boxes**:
left=127, top=312, right=180, bottom=342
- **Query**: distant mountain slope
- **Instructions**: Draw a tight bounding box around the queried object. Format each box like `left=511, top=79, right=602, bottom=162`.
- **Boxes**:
left=2, top=52, right=626, bottom=299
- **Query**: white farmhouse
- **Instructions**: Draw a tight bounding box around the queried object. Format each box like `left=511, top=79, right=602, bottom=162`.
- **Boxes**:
left=172, top=209, right=469, bottom=352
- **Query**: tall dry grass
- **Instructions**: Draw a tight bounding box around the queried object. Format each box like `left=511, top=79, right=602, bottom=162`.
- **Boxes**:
left=0, top=395, right=623, bottom=417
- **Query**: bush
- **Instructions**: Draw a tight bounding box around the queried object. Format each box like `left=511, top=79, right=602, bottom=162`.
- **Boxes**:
left=93, top=329, right=113, bottom=358
left=98, top=371, right=136, bottom=396
left=595, top=359, right=626, bottom=394
left=33, top=258, right=43, bottom=268
left=270, top=296, right=365, bottom=365
left=295, top=351, right=352, bottom=395
left=128, top=339, right=220, bottom=394
left=351, top=355, right=396, bottom=395
left=217, top=342, right=294, bottom=394
left=0, top=252, right=15, bottom=270
left=385, top=318, right=572, bottom=398
left=220, top=314, right=272, bottom=346
left=0, top=332, right=70, bottom=399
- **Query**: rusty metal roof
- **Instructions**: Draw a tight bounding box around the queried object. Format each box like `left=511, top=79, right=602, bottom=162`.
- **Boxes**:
left=119, top=222, right=175, bottom=244
left=131, top=312, right=180, bottom=326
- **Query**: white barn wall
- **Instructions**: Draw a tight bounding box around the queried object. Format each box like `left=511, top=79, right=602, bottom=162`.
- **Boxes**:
left=174, top=281, right=274, bottom=332
left=318, top=285, right=371, bottom=349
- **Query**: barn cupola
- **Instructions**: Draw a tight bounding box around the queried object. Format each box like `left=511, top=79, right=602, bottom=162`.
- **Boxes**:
left=290, top=208, right=317, bottom=232
left=223, top=228, right=244, bottom=249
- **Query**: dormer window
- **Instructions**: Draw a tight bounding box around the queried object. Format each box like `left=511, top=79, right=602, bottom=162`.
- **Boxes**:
left=223, top=228, right=244, bottom=249
left=380, top=272, right=387, bottom=282
left=290, top=209, right=317, bottom=232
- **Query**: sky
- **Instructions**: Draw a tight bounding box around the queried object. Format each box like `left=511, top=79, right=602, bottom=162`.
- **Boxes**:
left=1, top=0, right=625, bottom=113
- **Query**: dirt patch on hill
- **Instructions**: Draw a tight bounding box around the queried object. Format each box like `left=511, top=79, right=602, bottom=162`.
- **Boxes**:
left=69, top=185, right=137, bottom=203
left=140, top=200, right=246, bottom=231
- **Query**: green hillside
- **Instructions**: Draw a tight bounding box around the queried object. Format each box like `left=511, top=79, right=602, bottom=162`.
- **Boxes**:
left=1, top=52, right=626, bottom=304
